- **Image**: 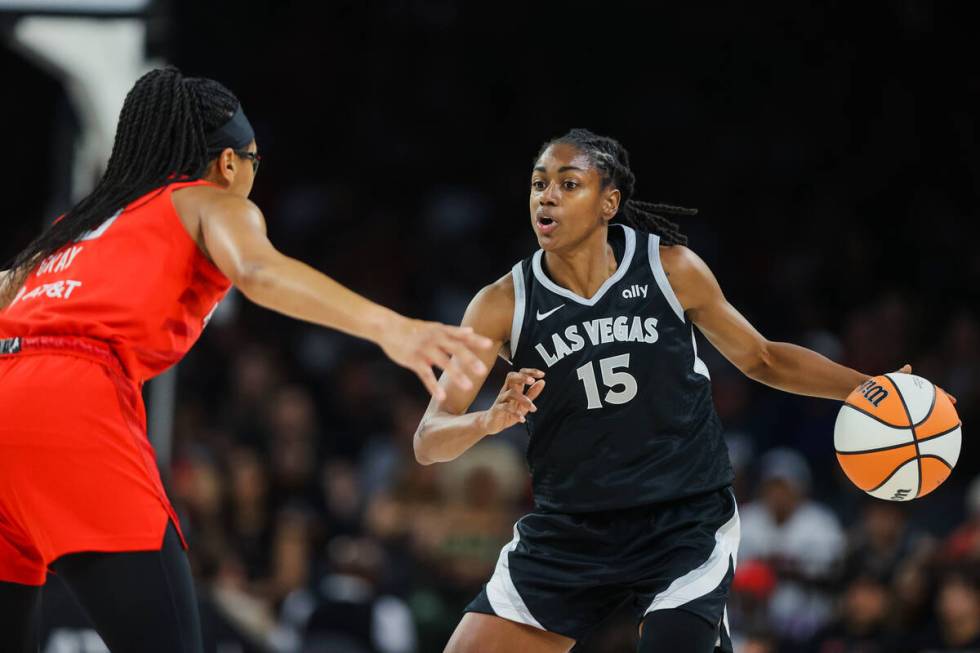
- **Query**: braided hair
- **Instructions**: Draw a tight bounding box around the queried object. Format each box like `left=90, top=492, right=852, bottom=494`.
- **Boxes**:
left=538, top=128, right=696, bottom=246
left=4, top=68, right=240, bottom=284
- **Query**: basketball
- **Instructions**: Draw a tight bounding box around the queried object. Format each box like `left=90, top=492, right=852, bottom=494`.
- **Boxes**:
left=835, top=373, right=961, bottom=501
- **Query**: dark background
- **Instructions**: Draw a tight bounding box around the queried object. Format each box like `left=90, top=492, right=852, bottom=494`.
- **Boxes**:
left=2, top=2, right=979, bottom=652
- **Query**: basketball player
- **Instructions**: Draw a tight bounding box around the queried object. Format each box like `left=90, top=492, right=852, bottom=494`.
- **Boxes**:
left=414, top=129, right=906, bottom=653
left=0, top=68, right=490, bottom=652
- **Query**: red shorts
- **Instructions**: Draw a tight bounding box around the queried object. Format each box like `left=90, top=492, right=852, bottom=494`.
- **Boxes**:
left=0, top=336, right=185, bottom=586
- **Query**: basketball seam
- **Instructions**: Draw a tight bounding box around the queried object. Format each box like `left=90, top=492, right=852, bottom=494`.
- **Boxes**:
left=916, top=422, right=962, bottom=444
left=866, top=457, right=918, bottom=493
left=837, top=442, right=915, bottom=456
left=840, top=402, right=910, bottom=430
left=914, top=382, right=938, bottom=428
left=835, top=422, right=961, bottom=456
left=920, top=454, right=954, bottom=471
left=886, top=373, right=922, bottom=498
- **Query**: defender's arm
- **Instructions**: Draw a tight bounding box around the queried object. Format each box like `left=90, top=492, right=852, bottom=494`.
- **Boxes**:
left=197, top=192, right=490, bottom=399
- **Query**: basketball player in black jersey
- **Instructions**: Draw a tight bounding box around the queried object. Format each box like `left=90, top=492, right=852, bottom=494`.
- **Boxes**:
left=412, top=129, right=904, bottom=653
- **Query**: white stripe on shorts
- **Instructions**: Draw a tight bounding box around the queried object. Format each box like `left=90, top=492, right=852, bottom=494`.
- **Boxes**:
left=644, top=500, right=740, bottom=615
left=485, top=519, right=545, bottom=630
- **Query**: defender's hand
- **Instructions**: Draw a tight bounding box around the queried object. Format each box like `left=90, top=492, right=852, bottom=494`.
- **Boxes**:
left=479, top=369, right=546, bottom=435
left=380, top=318, right=493, bottom=400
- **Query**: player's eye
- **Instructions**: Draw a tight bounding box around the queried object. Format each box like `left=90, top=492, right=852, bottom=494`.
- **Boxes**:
left=531, top=180, right=547, bottom=191
left=562, top=180, right=579, bottom=190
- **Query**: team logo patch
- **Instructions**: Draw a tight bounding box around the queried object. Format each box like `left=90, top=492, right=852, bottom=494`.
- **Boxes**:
left=0, top=337, right=22, bottom=354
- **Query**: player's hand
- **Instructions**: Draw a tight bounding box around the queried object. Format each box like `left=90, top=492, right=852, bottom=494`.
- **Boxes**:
left=379, top=318, right=493, bottom=400
left=894, top=363, right=957, bottom=404
left=479, top=369, right=546, bottom=435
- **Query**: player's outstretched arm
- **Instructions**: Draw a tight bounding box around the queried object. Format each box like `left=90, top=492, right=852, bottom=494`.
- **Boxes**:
left=661, top=245, right=870, bottom=401
left=413, top=277, right=546, bottom=465
left=198, top=193, right=491, bottom=400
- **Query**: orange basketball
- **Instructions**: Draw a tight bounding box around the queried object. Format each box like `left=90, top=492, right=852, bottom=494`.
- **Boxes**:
left=834, top=373, right=961, bottom=501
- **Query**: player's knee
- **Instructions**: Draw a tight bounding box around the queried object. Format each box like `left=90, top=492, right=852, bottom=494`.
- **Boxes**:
left=638, top=609, right=719, bottom=653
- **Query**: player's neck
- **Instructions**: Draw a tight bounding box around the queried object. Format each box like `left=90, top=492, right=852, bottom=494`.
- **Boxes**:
left=543, top=226, right=618, bottom=299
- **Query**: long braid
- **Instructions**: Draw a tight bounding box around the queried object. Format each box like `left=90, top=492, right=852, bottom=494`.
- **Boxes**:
left=538, top=128, right=696, bottom=246
left=3, top=68, right=240, bottom=287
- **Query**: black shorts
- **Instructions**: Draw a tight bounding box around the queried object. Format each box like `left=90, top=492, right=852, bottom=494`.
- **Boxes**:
left=465, top=486, right=739, bottom=649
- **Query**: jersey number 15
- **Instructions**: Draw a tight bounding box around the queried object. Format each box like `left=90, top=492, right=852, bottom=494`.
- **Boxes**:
left=575, top=353, right=638, bottom=409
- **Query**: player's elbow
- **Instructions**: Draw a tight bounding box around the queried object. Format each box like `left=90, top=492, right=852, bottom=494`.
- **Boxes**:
left=741, top=341, right=775, bottom=381
left=232, top=258, right=276, bottom=299
left=413, top=426, right=435, bottom=466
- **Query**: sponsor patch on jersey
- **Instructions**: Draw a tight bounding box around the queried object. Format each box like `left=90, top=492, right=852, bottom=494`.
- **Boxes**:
left=621, top=284, right=648, bottom=299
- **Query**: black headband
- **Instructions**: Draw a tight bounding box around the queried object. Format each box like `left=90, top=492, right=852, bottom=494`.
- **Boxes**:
left=206, top=104, right=255, bottom=152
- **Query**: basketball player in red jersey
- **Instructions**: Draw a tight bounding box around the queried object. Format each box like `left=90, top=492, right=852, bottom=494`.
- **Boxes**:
left=0, top=69, right=490, bottom=652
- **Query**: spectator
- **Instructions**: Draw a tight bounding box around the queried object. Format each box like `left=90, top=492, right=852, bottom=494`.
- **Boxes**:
left=907, top=565, right=980, bottom=652
left=808, top=572, right=900, bottom=653
left=943, top=475, right=980, bottom=562
left=843, top=500, right=933, bottom=583
left=280, top=536, right=417, bottom=653
left=739, top=448, right=846, bottom=642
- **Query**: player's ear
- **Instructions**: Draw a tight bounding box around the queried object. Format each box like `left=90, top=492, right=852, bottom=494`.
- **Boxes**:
left=219, top=147, right=238, bottom=183
left=602, top=188, right=621, bottom=222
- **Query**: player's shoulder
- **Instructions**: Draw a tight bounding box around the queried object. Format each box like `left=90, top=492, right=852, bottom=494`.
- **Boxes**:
left=656, top=243, right=720, bottom=308
left=657, top=244, right=703, bottom=278
left=174, top=183, right=260, bottom=218
left=470, top=272, right=515, bottom=316
left=462, top=272, right=515, bottom=344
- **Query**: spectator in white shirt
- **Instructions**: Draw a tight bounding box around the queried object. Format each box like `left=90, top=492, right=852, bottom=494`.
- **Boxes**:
left=739, top=448, right=846, bottom=642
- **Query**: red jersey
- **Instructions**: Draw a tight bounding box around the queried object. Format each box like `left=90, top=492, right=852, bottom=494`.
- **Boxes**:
left=0, top=180, right=231, bottom=381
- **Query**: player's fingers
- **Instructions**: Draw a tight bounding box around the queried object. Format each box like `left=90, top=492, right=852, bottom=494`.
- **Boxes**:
left=502, top=388, right=535, bottom=409
left=443, top=356, right=476, bottom=392
left=425, top=348, right=452, bottom=372
left=442, top=339, right=490, bottom=377
left=444, top=325, right=494, bottom=352
left=518, top=368, right=546, bottom=380
left=493, top=404, right=525, bottom=425
left=939, top=386, right=958, bottom=404
left=503, top=407, right=527, bottom=424
left=416, top=366, right=445, bottom=401
left=423, top=346, right=475, bottom=390
left=505, top=371, right=529, bottom=391
left=895, top=363, right=912, bottom=374
left=526, top=379, right=546, bottom=402
left=425, top=350, right=473, bottom=391
left=509, top=396, right=535, bottom=413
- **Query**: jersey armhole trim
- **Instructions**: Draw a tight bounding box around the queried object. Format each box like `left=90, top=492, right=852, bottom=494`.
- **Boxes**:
left=691, top=325, right=711, bottom=380
left=648, top=234, right=686, bottom=324
left=509, top=262, right=526, bottom=360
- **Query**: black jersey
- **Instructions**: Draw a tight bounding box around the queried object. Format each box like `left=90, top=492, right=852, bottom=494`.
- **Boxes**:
left=508, top=224, right=734, bottom=512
